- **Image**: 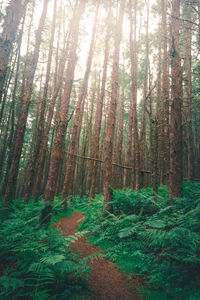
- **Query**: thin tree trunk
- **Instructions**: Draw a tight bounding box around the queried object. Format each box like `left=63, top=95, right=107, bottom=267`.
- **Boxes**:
left=140, top=0, right=149, bottom=188
left=183, top=5, right=193, bottom=181
left=24, top=0, right=57, bottom=203
left=0, top=0, right=28, bottom=103
left=103, top=0, right=125, bottom=211
left=90, top=18, right=110, bottom=199
left=4, top=0, right=49, bottom=206
left=129, top=0, right=140, bottom=191
left=115, top=93, right=124, bottom=189
left=44, top=0, right=85, bottom=210
left=162, top=0, right=170, bottom=184
left=169, top=0, right=183, bottom=198
left=32, top=3, right=68, bottom=199
left=62, top=2, right=99, bottom=203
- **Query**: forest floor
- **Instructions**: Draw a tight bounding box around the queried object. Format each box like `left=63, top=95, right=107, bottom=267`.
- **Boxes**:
left=58, top=211, right=144, bottom=300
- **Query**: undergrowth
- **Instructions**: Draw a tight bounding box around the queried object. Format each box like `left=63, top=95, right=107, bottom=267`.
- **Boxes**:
left=74, top=182, right=200, bottom=300
left=0, top=197, right=90, bottom=300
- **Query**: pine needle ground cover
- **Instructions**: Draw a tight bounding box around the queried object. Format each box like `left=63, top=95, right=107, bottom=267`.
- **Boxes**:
left=0, top=198, right=90, bottom=300
left=74, top=182, right=200, bottom=300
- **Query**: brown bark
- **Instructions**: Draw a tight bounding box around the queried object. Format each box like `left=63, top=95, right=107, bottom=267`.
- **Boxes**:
left=152, top=118, right=159, bottom=200
left=140, top=0, right=149, bottom=188
left=156, top=24, right=162, bottom=187
left=90, top=19, right=110, bottom=199
left=115, top=93, right=124, bottom=189
left=32, top=4, right=67, bottom=199
left=0, top=30, right=22, bottom=185
left=183, top=6, right=193, bottom=181
left=103, top=0, right=125, bottom=211
left=169, top=0, right=183, bottom=198
left=0, top=0, right=28, bottom=103
left=62, top=3, right=99, bottom=202
left=44, top=0, right=86, bottom=206
left=4, top=0, right=49, bottom=206
left=162, top=0, right=170, bottom=184
left=24, top=0, right=57, bottom=203
left=129, top=0, right=140, bottom=191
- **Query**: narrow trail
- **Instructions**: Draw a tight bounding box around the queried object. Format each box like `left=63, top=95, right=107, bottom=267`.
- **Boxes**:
left=58, top=211, right=143, bottom=300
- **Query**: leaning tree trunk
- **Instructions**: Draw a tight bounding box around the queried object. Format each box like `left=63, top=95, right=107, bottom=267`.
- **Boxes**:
left=169, top=0, right=183, bottom=198
left=103, top=0, right=125, bottom=212
left=24, top=0, right=57, bottom=204
left=4, top=0, right=49, bottom=206
left=0, top=0, right=28, bottom=103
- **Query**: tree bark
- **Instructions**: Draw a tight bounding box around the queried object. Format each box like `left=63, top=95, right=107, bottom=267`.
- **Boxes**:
left=103, top=0, right=125, bottom=211
left=169, top=0, right=183, bottom=198
left=4, top=0, right=49, bottom=206
left=44, top=0, right=85, bottom=206
left=62, top=2, right=99, bottom=203
left=24, top=0, right=57, bottom=203
left=129, top=0, right=140, bottom=191
left=0, top=0, right=28, bottom=103
left=90, top=18, right=110, bottom=199
left=140, top=0, right=149, bottom=188
left=162, top=0, right=170, bottom=184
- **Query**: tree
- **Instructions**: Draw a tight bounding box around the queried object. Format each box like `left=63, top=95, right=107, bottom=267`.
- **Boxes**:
left=4, top=0, right=49, bottom=206
left=129, top=0, right=140, bottom=190
left=169, top=0, right=183, bottom=198
left=90, top=12, right=111, bottom=199
left=43, top=0, right=86, bottom=217
left=103, top=0, right=125, bottom=211
left=62, top=2, right=99, bottom=203
left=0, top=0, right=28, bottom=103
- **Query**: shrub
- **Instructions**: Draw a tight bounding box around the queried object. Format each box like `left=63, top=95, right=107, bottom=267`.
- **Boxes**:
left=78, top=182, right=200, bottom=299
left=0, top=199, right=89, bottom=299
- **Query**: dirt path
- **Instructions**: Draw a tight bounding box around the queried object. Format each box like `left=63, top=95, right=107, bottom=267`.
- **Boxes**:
left=58, top=211, right=143, bottom=300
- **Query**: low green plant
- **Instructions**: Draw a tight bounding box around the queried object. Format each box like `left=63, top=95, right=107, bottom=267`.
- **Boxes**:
left=0, top=198, right=90, bottom=299
left=77, top=182, right=200, bottom=299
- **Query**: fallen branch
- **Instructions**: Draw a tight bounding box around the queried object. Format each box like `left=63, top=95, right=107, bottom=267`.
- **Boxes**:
left=66, top=151, right=152, bottom=173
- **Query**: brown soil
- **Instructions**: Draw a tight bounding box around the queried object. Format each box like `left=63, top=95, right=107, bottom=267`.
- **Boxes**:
left=58, top=211, right=144, bottom=300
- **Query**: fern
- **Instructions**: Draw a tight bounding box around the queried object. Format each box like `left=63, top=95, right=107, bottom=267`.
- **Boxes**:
left=77, top=182, right=200, bottom=298
left=0, top=199, right=89, bottom=299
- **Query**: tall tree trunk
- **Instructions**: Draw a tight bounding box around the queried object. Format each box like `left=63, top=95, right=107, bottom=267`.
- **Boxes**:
left=169, top=0, right=183, bottom=198
left=32, top=3, right=68, bottom=199
left=129, top=0, right=140, bottom=191
left=44, top=0, right=85, bottom=209
left=90, top=17, right=110, bottom=199
left=0, top=29, right=22, bottom=184
left=162, top=0, right=170, bottom=184
left=62, top=2, right=99, bottom=203
left=115, top=93, right=124, bottom=189
left=24, top=0, right=57, bottom=203
left=4, top=0, right=49, bottom=206
left=0, top=0, right=28, bottom=103
left=103, top=0, right=125, bottom=211
left=183, top=5, right=193, bottom=181
left=140, top=0, right=149, bottom=188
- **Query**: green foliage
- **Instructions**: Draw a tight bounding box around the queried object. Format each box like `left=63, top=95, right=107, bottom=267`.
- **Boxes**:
left=77, top=182, right=200, bottom=299
left=0, top=199, right=89, bottom=299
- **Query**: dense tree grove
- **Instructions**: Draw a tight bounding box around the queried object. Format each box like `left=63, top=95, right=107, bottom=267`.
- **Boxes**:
left=0, top=0, right=200, bottom=299
left=0, top=0, right=199, bottom=210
